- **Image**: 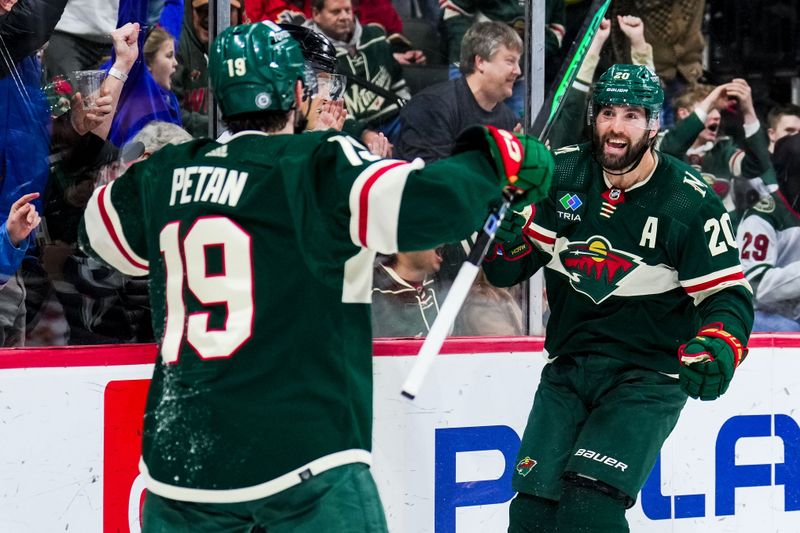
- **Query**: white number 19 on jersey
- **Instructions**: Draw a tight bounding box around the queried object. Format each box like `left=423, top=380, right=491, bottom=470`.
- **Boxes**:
left=159, top=217, right=254, bottom=363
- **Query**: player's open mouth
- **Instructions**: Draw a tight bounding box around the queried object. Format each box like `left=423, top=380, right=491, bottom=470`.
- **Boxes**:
left=605, top=139, right=628, bottom=154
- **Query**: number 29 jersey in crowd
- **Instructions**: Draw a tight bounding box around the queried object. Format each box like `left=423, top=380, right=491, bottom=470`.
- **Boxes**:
left=737, top=192, right=800, bottom=320
left=485, top=143, right=753, bottom=374
left=78, top=130, right=506, bottom=503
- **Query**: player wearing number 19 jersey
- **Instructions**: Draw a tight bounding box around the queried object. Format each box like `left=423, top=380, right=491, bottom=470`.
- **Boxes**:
left=486, top=65, right=753, bottom=533
left=77, top=22, right=553, bottom=532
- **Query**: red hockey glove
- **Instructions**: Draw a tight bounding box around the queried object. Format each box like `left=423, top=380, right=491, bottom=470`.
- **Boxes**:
left=678, top=324, right=748, bottom=401
left=453, top=126, right=554, bottom=209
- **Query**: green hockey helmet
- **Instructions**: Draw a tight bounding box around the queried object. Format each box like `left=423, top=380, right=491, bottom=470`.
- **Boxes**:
left=209, top=21, right=306, bottom=117
left=589, top=64, right=664, bottom=129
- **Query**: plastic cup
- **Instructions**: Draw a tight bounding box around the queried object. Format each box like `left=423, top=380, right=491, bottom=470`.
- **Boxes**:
left=72, top=70, right=106, bottom=109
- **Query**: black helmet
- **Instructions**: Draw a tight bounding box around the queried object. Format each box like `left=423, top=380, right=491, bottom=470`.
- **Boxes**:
left=278, top=23, right=338, bottom=74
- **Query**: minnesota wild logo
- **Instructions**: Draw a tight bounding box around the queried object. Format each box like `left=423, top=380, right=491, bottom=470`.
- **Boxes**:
left=753, top=195, right=775, bottom=213
left=516, top=457, right=537, bottom=476
left=560, top=236, right=642, bottom=304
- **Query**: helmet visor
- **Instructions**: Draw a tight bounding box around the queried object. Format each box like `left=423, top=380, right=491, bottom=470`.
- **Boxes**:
left=318, top=72, right=347, bottom=101
left=304, top=65, right=346, bottom=101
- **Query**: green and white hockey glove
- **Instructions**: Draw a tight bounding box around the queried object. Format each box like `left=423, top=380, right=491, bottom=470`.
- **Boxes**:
left=453, top=126, right=554, bottom=209
left=678, top=324, right=748, bottom=401
left=488, top=207, right=535, bottom=261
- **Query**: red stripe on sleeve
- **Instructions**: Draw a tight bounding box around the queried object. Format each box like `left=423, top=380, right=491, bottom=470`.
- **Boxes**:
left=97, top=186, right=149, bottom=271
left=358, top=161, right=407, bottom=247
left=684, top=271, right=745, bottom=294
left=729, top=150, right=744, bottom=172
left=528, top=228, right=556, bottom=246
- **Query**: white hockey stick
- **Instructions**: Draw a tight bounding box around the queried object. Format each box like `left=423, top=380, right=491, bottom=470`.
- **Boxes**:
left=400, top=0, right=612, bottom=400
left=401, top=203, right=510, bottom=399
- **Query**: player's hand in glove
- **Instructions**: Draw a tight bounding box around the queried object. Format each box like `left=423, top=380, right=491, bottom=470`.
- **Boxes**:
left=496, top=208, right=528, bottom=244
left=452, top=126, right=554, bottom=209
left=678, top=324, right=748, bottom=401
left=489, top=207, right=535, bottom=261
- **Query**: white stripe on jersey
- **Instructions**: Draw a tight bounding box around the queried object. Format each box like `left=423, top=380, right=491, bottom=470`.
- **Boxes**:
left=348, top=158, right=424, bottom=254
left=525, top=222, right=557, bottom=253
left=140, top=448, right=372, bottom=504
left=84, top=181, right=149, bottom=276
left=549, top=23, right=566, bottom=47
left=544, top=236, right=679, bottom=301
left=540, top=236, right=751, bottom=303
left=343, top=247, right=376, bottom=303
left=729, top=149, right=745, bottom=177
left=681, top=265, right=746, bottom=290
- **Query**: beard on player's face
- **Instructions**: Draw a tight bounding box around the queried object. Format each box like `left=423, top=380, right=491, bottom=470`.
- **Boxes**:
left=593, top=128, right=653, bottom=171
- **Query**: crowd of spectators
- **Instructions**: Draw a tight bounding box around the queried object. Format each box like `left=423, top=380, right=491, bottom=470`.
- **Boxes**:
left=1, top=0, right=799, bottom=346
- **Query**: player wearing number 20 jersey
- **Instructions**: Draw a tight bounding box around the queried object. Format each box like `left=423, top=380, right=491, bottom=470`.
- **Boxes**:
left=487, top=65, right=753, bottom=533
left=489, top=142, right=753, bottom=373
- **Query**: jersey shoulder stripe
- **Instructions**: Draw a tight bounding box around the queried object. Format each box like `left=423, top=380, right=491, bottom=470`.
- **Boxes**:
left=441, top=1, right=471, bottom=16
left=83, top=181, right=149, bottom=276
left=744, top=263, right=771, bottom=283
left=348, top=158, right=423, bottom=253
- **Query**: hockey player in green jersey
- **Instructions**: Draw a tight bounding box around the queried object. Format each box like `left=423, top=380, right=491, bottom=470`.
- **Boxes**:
left=77, top=21, right=553, bottom=533
left=485, top=64, right=753, bottom=533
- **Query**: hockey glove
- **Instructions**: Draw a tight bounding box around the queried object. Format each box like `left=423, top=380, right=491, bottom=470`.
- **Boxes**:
left=485, top=207, right=534, bottom=262
left=496, top=209, right=528, bottom=244
left=453, top=126, right=554, bottom=209
left=678, top=324, right=748, bottom=401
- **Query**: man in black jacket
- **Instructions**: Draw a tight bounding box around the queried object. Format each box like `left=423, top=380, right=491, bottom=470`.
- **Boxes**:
left=394, top=21, right=521, bottom=164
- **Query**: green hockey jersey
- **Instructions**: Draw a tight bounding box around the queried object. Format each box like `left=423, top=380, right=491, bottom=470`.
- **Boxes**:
left=78, top=129, right=508, bottom=503
left=485, top=143, right=753, bottom=374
